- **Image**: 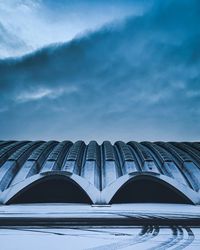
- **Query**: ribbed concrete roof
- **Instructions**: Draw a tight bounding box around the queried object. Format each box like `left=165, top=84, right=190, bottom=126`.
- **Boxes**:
left=0, top=140, right=200, bottom=205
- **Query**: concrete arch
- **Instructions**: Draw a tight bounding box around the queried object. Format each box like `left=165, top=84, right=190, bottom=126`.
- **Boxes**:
left=1, top=171, right=100, bottom=204
left=101, top=172, right=200, bottom=205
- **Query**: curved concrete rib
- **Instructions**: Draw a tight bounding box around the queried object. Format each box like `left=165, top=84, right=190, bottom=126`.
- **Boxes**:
left=0, top=171, right=100, bottom=205
left=101, top=172, right=200, bottom=205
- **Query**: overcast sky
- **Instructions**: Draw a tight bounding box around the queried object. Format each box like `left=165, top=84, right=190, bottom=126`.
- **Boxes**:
left=0, top=0, right=200, bottom=143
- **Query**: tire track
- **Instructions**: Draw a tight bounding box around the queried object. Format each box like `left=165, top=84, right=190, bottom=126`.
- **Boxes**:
left=148, top=226, right=182, bottom=250
left=85, top=225, right=159, bottom=250
left=172, top=226, right=195, bottom=250
left=148, top=225, right=195, bottom=250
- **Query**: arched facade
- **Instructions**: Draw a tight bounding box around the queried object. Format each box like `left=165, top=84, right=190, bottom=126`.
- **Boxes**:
left=0, top=140, right=200, bottom=205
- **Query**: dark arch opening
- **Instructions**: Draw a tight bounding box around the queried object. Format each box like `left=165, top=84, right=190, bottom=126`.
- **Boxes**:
left=7, top=176, right=92, bottom=204
left=110, top=177, right=193, bottom=204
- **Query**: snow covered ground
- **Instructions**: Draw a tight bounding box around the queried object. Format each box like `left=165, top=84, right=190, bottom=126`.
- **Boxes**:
left=0, top=203, right=199, bottom=249
left=0, top=225, right=200, bottom=249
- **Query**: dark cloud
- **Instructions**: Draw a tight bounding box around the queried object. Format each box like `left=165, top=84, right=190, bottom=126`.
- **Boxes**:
left=0, top=0, right=200, bottom=142
left=0, top=0, right=146, bottom=58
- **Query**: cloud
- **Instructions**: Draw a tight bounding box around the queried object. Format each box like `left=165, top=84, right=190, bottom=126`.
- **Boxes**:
left=16, top=86, right=78, bottom=103
left=0, top=22, right=29, bottom=58
left=0, top=0, right=200, bottom=142
left=0, top=0, right=148, bottom=58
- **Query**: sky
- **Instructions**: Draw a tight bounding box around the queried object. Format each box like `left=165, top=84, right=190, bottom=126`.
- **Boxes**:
left=0, top=0, right=200, bottom=143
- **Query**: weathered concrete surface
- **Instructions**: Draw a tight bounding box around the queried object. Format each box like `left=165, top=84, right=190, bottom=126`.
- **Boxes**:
left=1, top=141, right=200, bottom=205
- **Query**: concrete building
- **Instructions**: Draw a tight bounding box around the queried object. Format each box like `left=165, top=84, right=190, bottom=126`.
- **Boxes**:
left=0, top=140, right=200, bottom=249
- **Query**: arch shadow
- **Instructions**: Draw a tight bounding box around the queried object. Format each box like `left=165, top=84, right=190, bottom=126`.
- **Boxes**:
left=2, top=172, right=98, bottom=204
left=102, top=173, right=199, bottom=205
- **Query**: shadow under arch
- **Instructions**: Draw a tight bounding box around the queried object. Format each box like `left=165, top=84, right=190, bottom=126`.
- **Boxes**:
left=3, top=173, right=95, bottom=204
left=104, top=173, right=198, bottom=205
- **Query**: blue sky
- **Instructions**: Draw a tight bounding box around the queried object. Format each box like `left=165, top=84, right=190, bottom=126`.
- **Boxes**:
left=0, top=0, right=200, bottom=142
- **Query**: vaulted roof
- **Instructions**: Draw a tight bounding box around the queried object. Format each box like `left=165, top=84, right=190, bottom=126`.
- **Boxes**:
left=0, top=140, right=200, bottom=204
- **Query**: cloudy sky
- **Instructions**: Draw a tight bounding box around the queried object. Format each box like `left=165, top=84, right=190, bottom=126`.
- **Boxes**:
left=0, top=0, right=200, bottom=143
